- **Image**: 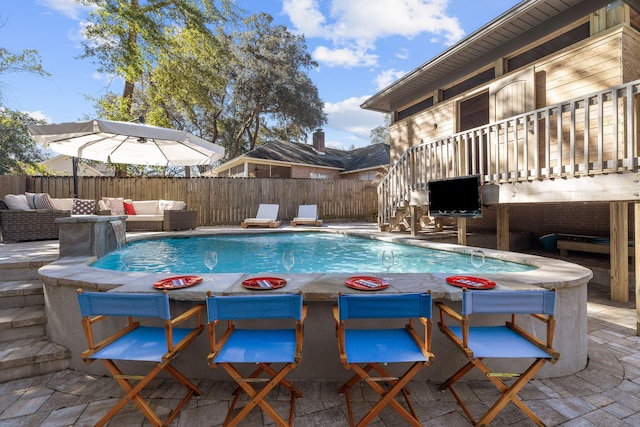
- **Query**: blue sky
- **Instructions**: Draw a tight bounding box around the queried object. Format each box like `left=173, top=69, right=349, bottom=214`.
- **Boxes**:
left=0, top=0, right=521, bottom=150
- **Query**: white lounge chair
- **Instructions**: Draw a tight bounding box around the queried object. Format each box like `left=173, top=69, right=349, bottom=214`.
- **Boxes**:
left=290, top=204, right=323, bottom=227
left=241, top=204, right=282, bottom=228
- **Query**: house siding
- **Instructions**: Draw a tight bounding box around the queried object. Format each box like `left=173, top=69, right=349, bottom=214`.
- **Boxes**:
left=291, top=165, right=340, bottom=179
left=389, top=102, right=455, bottom=163
left=622, top=26, right=640, bottom=81
left=534, top=28, right=624, bottom=106
left=388, top=23, right=640, bottom=173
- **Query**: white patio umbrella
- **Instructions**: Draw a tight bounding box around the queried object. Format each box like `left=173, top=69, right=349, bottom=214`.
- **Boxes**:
left=28, top=119, right=225, bottom=197
left=28, top=119, right=224, bottom=167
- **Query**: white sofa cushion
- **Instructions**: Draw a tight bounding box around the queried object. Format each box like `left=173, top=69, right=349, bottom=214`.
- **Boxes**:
left=159, top=200, right=185, bottom=211
left=4, top=194, right=32, bottom=210
left=132, top=200, right=160, bottom=215
left=52, top=198, right=75, bottom=211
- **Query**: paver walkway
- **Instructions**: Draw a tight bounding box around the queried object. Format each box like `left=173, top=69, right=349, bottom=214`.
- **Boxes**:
left=1, top=228, right=639, bottom=426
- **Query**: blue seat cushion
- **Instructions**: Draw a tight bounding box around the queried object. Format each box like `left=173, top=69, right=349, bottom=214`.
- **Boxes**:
left=344, top=329, right=427, bottom=363
left=90, top=326, right=193, bottom=362
left=449, top=326, right=553, bottom=359
left=213, top=329, right=297, bottom=363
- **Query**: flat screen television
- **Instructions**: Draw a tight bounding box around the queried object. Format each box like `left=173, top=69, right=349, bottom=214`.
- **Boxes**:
left=427, top=175, right=482, bottom=217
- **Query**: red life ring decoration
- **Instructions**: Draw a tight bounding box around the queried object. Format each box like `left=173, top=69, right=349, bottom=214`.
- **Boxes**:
left=345, top=276, right=389, bottom=291
left=445, top=275, right=496, bottom=290
left=153, top=275, right=202, bottom=290
left=242, top=277, right=287, bottom=290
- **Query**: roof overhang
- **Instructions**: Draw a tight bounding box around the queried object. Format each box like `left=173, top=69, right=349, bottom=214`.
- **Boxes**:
left=361, top=0, right=614, bottom=113
left=210, top=156, right=342, bottom=174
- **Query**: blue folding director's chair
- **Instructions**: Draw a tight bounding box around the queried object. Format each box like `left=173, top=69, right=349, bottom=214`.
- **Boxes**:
left=334, top=292, right=434, bottom=427
left=436, top=289, right=560, bottom=427
left=206, top=292, right=307, bottom=427
left=76, top=290, right=205, bottom=427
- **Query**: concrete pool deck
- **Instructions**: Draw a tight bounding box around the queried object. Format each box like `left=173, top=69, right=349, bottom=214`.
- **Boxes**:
left=1, top=224, right=639, bottom=426
left=36, top=222, right=592, bottom=382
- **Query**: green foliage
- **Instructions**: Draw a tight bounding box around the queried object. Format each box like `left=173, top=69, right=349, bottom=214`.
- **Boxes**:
left=0, top=108, right=45, bottom=175
left=83, top=2, right=326, bottom=167
left=0, top=47, right=49, bottom=76
left=370, top=114, right=391, bottom=145
left=0, top=18, right=50, bottom=99
left=224, top=13, right=326, bottom=156
left=79, top=0, right=236, bottom=113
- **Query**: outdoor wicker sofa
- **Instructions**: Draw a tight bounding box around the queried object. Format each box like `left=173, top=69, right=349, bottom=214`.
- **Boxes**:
left=99, top=199, right=197, bottom=231
left=0, top=200, right=71, bottom=243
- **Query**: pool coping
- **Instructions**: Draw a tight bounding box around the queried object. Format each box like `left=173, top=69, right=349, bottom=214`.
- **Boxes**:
left=38, top=226, right=593, bottom=302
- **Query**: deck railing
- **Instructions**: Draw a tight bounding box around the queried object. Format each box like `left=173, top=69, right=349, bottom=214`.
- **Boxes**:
left=378, top=79, right=640, bottom=226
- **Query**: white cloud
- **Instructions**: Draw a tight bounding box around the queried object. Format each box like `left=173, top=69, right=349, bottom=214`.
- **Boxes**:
left=36, top=0, right=90, bottom=20
left=324, top=96, right=386, bottom=141
left=312, top=46, right=377, bottom=68
left=281, top=0, right=327, bottom=37
left=395, top=48, right=409, bottom=60
left=374, top=69, right=407, bottom=91
left=283, top=0, right=465, bottom=67
left=27, top=110, right=53, bottom=123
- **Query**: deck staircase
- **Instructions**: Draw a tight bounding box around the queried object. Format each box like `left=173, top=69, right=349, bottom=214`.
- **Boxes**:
left=0, top=261, right=70, bottom=383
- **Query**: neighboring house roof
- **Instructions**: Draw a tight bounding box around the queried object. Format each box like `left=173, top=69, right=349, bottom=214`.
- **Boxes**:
left=342, top=143, right=390, bottom=173
left=210, top=140, right=389, bottom=174
left=361, top=0, right=614, bottom=113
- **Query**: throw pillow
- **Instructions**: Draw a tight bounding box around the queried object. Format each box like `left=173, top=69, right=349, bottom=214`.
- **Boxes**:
left=33, top=193, right=57, bottom=210
left=102, top=197, right=125, bottom=215
left=123, top=201, right=137, bottom=215
left=3, top=194, right=32, bottom=210
left=72, top=199, right=96, bottom=215
left=24, top=192, right=38, bottom=209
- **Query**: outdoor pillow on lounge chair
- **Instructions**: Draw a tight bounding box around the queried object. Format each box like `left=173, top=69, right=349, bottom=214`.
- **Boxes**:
left=290, top=204, right=322, bottom=227
left=241, top=204, right=281, bottom=228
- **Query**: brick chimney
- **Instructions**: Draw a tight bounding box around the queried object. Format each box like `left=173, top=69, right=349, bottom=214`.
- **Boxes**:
left=312, top=129, right=325, bottom=153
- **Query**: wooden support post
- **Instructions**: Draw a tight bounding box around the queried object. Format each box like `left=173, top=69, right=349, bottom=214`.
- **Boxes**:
left=410, top=205, right=418, bottom=237
left=457, top=217, right=467, bottom=246
left=635, top=203, right=640, bottom=335
left=496, top=205, right=509, bottom=251
left=610, top=201, right=629, bottom=303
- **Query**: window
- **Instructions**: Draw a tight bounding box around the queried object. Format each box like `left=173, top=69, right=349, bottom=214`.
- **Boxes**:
left=459, top=92, right=489, bottom=131
left=442, top=69, right=495, bottom=101
left=396, top=97, right=434, bottom=121
left=310, top=172, right=328, bottom=179
left=507, top=23, right=590, bottom=71
left=359, top=171, right=378, bottom=181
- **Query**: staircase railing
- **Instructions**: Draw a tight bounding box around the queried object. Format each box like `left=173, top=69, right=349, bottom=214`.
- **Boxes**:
left=378, top=79, right=640, bottom=226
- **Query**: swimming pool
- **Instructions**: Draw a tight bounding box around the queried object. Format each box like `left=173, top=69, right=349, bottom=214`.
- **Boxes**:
left=91, top=232, right=535, bottom=274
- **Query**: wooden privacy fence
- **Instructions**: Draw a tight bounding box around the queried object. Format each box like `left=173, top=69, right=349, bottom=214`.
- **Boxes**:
left=0, top=176, right=378, bottom=226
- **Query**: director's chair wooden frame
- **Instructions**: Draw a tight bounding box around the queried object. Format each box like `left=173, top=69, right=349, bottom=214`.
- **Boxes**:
left=334, top=292, right=434, bottom=427
left=436, top=289, right=559, bottom=427
left=76, top=290, right=205, bottom=427
left=206, top=292, right=307, bottom=427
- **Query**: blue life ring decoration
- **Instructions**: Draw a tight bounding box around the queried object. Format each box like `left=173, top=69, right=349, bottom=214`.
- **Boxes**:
left=445, top=275, right=496, bottom=290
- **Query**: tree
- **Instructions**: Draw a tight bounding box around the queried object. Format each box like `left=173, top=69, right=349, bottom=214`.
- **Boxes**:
left=78, top=0, right=235, bottom=119
left=120, top=12, right=326, bottom=161
left=370, top=114, right=391, bottom=145
left=0, top=16, right=49, bottom=97
left=224, top=13, right=326, bottom=157
left=0, top=108, right=45, bottom=175
left=0, top=17, right=49, bottom=174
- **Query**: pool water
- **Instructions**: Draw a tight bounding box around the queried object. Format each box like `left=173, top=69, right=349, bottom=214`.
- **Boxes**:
left=91, top=232, right=535, bottom=275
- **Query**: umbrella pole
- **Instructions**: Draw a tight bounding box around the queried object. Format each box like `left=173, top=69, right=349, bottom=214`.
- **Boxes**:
left=72, top=157, right=79, bottom=198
